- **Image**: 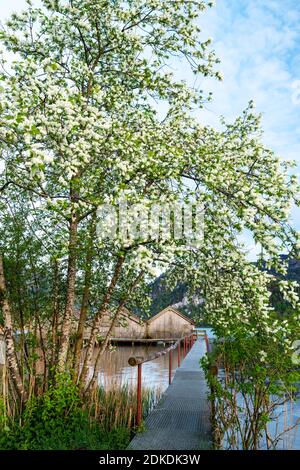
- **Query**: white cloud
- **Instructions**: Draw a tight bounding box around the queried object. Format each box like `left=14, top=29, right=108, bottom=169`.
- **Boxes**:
left=1, top=0, right=299, bottom=239
left=193, top=0, right=300, bottom=234
left=0, top=0, right=30, bottom=21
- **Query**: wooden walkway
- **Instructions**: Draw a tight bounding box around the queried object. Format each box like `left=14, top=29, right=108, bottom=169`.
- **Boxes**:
left=129, top=338, right=212, bottom=450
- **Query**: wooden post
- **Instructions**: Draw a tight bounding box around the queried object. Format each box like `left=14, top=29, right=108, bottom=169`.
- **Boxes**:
left=136, top=363, right=142, bottom=426
left=177, top=342, right=181, bottom=367
left=205, top=333, right=209, bottom=353
left=169, top=350, right=172, bottom=385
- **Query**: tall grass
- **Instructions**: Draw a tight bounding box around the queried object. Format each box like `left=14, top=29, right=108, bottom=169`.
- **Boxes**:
left=0, top=365, right=162, bottom=450
left=88, top=382, right=161, bottom=431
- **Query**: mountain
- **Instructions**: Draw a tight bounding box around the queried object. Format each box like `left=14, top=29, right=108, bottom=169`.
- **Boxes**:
left=262, top=255, right=300, bottom=316
left=149, top=255, right=300, bottom=320
left=261, top=254, right=300, bottom=282
left=149, top=275, right=205, bottom=323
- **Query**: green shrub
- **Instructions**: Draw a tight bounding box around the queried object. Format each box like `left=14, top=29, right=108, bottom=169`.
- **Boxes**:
left=0, top=373, right=130, bottom=450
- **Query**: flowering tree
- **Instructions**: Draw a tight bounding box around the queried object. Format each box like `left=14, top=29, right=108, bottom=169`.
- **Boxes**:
left=0, top=0, right=299, bottom=406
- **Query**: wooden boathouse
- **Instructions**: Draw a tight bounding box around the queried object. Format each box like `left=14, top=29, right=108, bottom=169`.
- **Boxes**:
left=83, top=306, right=195, bottom=343
left=146, top=306, right=195, bottom=339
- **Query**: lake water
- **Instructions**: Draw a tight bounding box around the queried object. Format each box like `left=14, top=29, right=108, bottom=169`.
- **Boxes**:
left=88, top=328, right=214, bottom=391
left=87, top=328, right=300, bottom=450
left=2, top=327, right=299, bottom=449
left=89, top=341, right=186, bottom=390
left=265, top=394, right=300, bottom=450
left=216, top=367, right=300, bottom=450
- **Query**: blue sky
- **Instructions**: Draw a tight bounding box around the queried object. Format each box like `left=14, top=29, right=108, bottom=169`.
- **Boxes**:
left=197, top=1, right=300, bottom=162
left=197, top=0, right=300, bottom=254
left=1, top=0, right=300, bottom=256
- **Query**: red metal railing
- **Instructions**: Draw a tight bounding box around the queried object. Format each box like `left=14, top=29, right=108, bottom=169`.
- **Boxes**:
left=128, top=329, right=209, bottom=426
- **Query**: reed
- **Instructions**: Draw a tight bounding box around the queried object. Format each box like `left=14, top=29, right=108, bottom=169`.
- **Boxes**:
left=87, top=381, right=161, bottom=431
left=0, top=366, right=162, bottom=450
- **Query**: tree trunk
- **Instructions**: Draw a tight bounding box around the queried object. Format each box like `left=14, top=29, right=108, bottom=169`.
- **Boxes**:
left=57, top=212, right=78, bottom=370
left=15, top=251, right=29, bottom=368
left=50, top=259, right=60, bottom=371
left=85, top=271, right=144, bottom=393
left=0, top=256, right=27, bottom=402
left=79, top=255, right=125, bottom=387
left=72, top=217, right=96, bottom=381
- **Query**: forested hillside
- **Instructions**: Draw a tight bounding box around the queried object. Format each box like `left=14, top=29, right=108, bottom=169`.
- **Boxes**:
left=149, top=255, right=300, bottom=321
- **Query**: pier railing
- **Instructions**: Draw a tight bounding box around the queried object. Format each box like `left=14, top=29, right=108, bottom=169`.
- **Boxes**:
left=128, top=329, right=209, bottom=426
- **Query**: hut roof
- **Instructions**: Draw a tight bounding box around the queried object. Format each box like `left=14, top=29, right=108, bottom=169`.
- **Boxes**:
left=148, top=306, right=195, bottom=325
left=119, top=307, right=142, bottom=325
left=72, top=306, right=142, bottom=326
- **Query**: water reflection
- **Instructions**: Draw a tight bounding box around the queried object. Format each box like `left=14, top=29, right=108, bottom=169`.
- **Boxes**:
left=90, top=342, right=186, bottom=392
left=88, top=328, right=213, bottom=391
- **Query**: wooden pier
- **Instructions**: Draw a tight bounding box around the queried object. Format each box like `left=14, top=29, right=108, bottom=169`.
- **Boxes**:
left=109, top=337, right=179, bottom=344
left=128, top=337, right=212, bottom=450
